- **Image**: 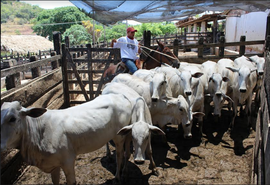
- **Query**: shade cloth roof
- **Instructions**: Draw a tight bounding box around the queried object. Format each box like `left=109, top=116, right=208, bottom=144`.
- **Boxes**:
left=70, top=1, right=270, bottom=26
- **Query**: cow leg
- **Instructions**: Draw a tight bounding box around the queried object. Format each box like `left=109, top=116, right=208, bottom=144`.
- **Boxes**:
left=229, top=98, right=237, bottom=132
left=62, top=159, right=76, bottom=185
left=146, top=140, right=160, bottom=177
left=246, top=94, right=253, bottom=129
left=122, top=134, right=132, bottom=179
left=51, top=167, right=60, bottom=185
left=113, top=136, right=126, bottom=182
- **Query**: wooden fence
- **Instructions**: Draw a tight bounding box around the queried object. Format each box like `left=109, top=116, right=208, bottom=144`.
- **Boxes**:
left=1, top=49, right=53, bottom=63
left=251, top=17, right=270, bottom=184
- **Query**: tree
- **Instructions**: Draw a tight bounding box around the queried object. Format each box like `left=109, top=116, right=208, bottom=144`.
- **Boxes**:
left=62, top=24, right=91, bottom=46
left=32, top=7, right=91, bottom=40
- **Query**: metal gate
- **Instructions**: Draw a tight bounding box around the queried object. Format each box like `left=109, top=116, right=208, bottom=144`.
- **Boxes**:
left=61, top=44, right=121, bottom=107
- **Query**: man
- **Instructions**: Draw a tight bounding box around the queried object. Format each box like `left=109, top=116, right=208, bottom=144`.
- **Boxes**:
left=111, top=27, right=141, bottom=74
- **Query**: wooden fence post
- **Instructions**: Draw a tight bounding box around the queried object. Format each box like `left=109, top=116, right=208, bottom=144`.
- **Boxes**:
left=30, top=55, right=41, bottom=78
left=87, top=44, right=94, bottom=100
left=173, top=39, right=179, bottom=58
left=142, top=30, right=151, bottom=61
left=198, top=37, right=204, bottom=58
left=219, top=36, right=225, bottom=57
left=61, top=44, right=70, bottom=108
left=4, top=59, right=21, bottom=90
left=53, top=31, right=62, bottom=55
left=265, top=15, right=270, bottom=52
left=50, top=51, right=59, bottom=70
left=65, top=36, right=70, bottom=49
left=239, top=35, right=246, bottom=56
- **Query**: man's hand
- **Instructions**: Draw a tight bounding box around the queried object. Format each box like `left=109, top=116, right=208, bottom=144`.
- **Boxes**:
left=110, top=39, right=117, bottom=47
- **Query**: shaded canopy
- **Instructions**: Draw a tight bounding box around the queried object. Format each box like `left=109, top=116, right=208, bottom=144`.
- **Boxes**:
left=70, top=0, right=270, bottom=25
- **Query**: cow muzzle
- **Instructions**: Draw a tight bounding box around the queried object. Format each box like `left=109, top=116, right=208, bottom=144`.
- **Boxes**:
left=134, top=159, right=145, bottom=164
left=240, top=89, right=246, bottom=93
left=185, top=91, right=192, bottom=96
left=184, top=134, right=192, bottom=139
left=151, top=97, right=158, bottom=102
left=258, top=71, right=264, bottom=76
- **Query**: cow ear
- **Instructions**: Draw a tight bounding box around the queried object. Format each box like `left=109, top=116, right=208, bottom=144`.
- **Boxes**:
left=249, top=55, right=258, bottom=63
left=226, top=66, right=239, bottom=72
left=21, top=108, right=47, bottom=118
left=192, top=72, right=203, bottom=78
left=192, top=112, right=205, bottom=118
left=117, top=125, right=132, bottom=136
left=222, top=77, right=230, bottom=82
left=149, top=125, right=165, bottom=135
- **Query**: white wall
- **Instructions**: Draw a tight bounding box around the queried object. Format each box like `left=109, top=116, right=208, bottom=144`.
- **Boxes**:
left=225, top=11, right=268, bottom=52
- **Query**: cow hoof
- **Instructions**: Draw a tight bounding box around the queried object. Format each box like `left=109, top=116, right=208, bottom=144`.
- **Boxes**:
left=152, top=168, right=160, bottom=177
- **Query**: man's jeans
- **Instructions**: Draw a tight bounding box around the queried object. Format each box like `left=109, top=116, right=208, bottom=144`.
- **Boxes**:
left=122, top=58, right=138, bottom=74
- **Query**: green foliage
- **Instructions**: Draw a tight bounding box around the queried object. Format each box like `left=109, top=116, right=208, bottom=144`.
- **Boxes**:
left=62, top=24, right=91, bottom=45
left=32, top=7, right=91, bottom=40
left=102, top=24, right=126, bottom=41
left=1, top=1, right=43, bottom=23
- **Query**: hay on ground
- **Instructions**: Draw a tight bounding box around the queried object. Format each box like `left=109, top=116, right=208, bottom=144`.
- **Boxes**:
left=1, top=35, right=54, bottom=54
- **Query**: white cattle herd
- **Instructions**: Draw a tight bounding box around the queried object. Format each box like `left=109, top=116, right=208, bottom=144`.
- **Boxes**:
left=1, top=55, right=265, bottom=184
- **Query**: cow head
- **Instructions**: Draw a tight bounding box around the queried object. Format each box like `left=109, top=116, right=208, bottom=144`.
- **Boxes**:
left=212, top=93, right=234, bottom=117
left=249, top=55, right=265, bottom=76
left=117, top=122, right=164, bottom=164
left=226, top=66, right=257, bottom=93
left=1, top=101, right=47, bottom=151
left=179, top=70, right=203, bottom=97
left=150, top=72, right=168, bottom=102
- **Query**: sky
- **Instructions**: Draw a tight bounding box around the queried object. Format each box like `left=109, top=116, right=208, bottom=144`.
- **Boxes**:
left=21, top=1, right=74, bottom=9
left=20, top=1, right=141, bottom=25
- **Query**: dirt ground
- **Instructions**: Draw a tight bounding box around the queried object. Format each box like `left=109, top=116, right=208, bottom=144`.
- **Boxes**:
left=14, top=105, right=257, bottom=184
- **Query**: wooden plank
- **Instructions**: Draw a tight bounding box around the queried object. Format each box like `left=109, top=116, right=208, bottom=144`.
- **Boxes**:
left=1, top=55, right=61, bottom=77
left=87, top=44, right=94, bottom=100
left=61, top=44, right=70, bottom=108
left=1, top=68, right=62, bottom=108
left=166, top=40, right=265, bottom=50
left=68, top=80, right=100, bottom=84
left=66, top=48, right=90, bottom=102
left=67, top=69, right=107, bottom=74
left=29, top=82, right=63, bottom=109
left=73, top=59, right=112, bottom=63
left=69, top=47, right=118, bottom=52
left=95, top=60, right=110, bottom=98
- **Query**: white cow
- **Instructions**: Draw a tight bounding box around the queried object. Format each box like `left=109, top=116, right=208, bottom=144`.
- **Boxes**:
left=150, top=95, right=204, bottom=139
left=248, top=55, right=265, bottom=106
left=154, top=66, right=203, bottom=98
left=1, top=90, right=163, bottom=184
left=133, top=69, right=172, bottom=100
left=226, top=56, right=257, bottom=129
left=133, top=69, right=204, bottom=138
left=102, top=82, right=165, bottom=177
left=1, top=95, right=132, bottom=184
left=201, top=60, right=232, bottom=117
left=178, top=63, right=206, bottom=134
left=154, top=65, right=205, bottom=134
left=111, top=73, right=152, bottom=107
